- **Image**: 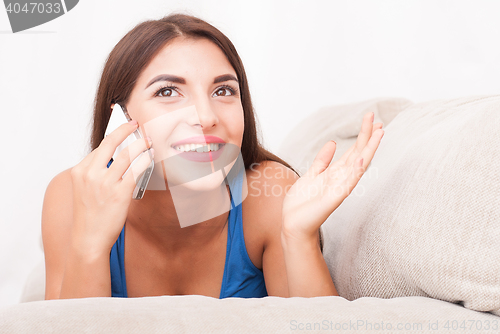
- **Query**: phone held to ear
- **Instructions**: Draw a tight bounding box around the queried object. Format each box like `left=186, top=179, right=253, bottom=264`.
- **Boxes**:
left=104, top=103, right=154, bottom=200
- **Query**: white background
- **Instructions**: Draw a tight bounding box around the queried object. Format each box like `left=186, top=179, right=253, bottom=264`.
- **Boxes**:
left=0, top=0, right=499, bottom=307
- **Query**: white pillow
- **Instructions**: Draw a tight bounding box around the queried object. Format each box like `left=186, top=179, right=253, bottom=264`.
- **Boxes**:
left=318, top=95, right=500, bottom=316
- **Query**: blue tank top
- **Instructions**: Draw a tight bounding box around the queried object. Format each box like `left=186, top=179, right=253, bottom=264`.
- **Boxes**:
left=109, top=165, right=268, bottom=299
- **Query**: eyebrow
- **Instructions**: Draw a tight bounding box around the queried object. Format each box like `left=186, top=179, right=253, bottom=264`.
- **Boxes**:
left=213, top=74, right=238, bottom=84
left=145, top=74, right=238, bottom=89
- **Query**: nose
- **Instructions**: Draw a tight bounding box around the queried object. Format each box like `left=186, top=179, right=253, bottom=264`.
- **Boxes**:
left=190, top=97, right=219, bottom=130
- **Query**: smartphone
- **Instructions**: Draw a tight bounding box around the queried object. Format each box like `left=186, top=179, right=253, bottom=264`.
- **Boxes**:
left=104, top=103, right=154, bottom=200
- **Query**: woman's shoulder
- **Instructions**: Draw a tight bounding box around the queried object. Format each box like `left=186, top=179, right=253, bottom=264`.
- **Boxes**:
left=42, top=167, right=75, bottom=299
left=42, top=167, right=75, bottom=253
left=44, top=167, right=74, bottom=202
left=240, top=160, right=299, bottom=273
left=242, top=160, right=299, bottom=237
left=42, top=167, right=74, bottom=235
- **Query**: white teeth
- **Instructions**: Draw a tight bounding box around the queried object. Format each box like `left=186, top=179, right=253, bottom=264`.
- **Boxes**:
left=173, top=143, right=223, bottom=152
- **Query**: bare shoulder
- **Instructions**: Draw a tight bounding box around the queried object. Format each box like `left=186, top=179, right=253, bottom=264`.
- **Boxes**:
left=42, top=168, right=74, bottom=220
left=42, top=167, right=74, bottom=231
left=242, top=160, right=300, bottom=253
left=41, top=167, right=75, bottom=299
left=241, top=161, right=299, bottom=296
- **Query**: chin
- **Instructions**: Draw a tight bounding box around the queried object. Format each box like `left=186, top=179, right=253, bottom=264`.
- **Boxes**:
left=157, top=158, right=237, bottom=191
left=175, top=171, right=227, bottom=192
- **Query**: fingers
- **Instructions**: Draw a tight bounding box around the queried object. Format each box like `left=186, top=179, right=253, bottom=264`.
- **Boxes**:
left=338, top=145, right=355, bottom=166
left=343, top=127, right=383, bottom=195
left=93, top=121, right=140, bottom=168
left=359, top=129, right=384, bottom=170
left=108, top=136, right=152, bottom=182
left=120, top=149, right=155, bottom=190
left=339, top=115, right=381, bottom=167
left=339, top=113, right=383, bottom=165
left=315, top=115, right=383, bottom=178
left=75, top=148, right=98, bottom=171
left=344, top=112, right=374, bottom=165
left=338, top=128, right=384, bottom=193
left=303, top=141, right=337, bottom=179
left=356, top=112, right=375, bottom=148
left=372, top=122, right=383, bottom=134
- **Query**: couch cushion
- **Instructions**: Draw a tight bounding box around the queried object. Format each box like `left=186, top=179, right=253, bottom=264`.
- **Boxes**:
left=1, top=295, right=497, bottom=333
left=314, top=95, right=500, bottom=316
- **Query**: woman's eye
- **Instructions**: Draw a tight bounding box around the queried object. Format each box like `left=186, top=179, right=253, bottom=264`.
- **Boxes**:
left=156, top=88, right=180, bottom=97
left=213, top=88, right=233, bottom=97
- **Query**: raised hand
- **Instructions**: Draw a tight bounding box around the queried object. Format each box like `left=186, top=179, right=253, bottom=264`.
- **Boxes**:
left=282, top=112, right=384, bottom=240
left=70, top=120, right=154, bottom=253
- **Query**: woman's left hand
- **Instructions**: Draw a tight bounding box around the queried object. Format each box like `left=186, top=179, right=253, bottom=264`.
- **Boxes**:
left=282, top=112, right=384, bottom=241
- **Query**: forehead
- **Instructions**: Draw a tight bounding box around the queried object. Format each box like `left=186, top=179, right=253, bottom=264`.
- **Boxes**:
left=138, top=37, right=236, bottom=84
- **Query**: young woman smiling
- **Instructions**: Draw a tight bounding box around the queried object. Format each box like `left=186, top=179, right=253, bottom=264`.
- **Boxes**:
left=41, top=14, right=384, bottom=300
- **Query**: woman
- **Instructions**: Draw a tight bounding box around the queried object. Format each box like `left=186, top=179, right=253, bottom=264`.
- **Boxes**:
left=42, top=14, right=384, bottom=299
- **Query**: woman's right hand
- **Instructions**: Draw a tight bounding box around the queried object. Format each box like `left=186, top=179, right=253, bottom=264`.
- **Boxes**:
left=70, top=120, right=153, bottom=256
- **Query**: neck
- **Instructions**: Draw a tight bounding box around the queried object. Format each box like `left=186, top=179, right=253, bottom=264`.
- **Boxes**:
left=126, top=180, right=231, bottom=253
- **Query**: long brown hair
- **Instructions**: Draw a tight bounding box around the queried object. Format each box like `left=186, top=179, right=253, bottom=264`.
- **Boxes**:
left=89, top=13, right=298, bottom=177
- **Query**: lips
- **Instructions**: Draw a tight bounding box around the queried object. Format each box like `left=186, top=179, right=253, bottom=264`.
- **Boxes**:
left=170, top=136, right=226, bottom=162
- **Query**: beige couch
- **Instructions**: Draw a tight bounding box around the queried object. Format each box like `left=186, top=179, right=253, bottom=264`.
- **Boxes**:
left=1, top=96, right=499, bottom=333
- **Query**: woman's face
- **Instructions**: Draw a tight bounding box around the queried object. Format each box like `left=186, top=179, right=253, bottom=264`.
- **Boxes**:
left=125, top=37, right=245, bottom=191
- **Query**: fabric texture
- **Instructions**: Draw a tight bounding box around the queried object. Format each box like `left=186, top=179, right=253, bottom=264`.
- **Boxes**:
left=109, top=163, right=268, bottom=299
left=5, top=295, right=498, bottom=333
left=280, top=95, right=500, bottom=315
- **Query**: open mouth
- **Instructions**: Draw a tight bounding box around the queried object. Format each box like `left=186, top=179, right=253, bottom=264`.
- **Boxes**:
left=171, top=143, right=226, bottom=162
left=172, top=143, right=224, bottom=153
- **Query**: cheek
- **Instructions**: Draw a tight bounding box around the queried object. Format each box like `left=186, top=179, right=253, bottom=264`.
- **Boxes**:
left=125, top=98, right=146, bottom=125
left=142, top=114, right=177, bottom=139
left=141, top=112, right=182, bottom=163
left=225, top=108, right=245, bottom=145
left=126, top=100, right=186, bottom=162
